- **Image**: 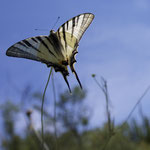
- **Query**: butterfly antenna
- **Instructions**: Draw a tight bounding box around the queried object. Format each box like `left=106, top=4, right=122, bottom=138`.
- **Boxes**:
left=51, top=16, right=60, bottom=30
left=62, top=74, right=72, bottom=93
left=34, top=29, right=49, bottom=31
left=35, top=16, right=60, bottom=32
left=73, top=71, right=82, bottom=89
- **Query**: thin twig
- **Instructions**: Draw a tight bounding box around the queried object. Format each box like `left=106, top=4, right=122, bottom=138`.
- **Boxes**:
left=92, top=75, right=114, bottom=150
left=124, top=85, right=150, bottom=123
left=41, top=68, right=53, bottom=149
left=92, top=76, right=113, bottom=133
left=116, top=85, right=150, bottom=134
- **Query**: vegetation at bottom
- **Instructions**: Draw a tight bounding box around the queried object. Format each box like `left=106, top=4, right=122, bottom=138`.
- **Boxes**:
left=1, top=85, right=150, bottom=150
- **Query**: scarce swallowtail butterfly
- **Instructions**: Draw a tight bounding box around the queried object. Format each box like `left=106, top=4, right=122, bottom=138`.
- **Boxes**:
left=6, top=13, right=95, bottom=92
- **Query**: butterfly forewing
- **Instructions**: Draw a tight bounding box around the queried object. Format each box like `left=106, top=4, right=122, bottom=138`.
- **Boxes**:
left=57, top=13, right=94, bottom=51
left=6, top=36, right=63, bottom=65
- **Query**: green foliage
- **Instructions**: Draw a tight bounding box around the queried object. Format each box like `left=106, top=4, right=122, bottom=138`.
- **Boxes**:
left=130, top=116, right=150, bottom=144
left=57, top=86, right=88, bottom=132
left=1, top=101, right=19, bottom=139
left=1, top=87, right=150, bottom=150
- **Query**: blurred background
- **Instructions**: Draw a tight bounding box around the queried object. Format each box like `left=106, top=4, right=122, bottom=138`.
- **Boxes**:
left=1, top=0, right=150, bottom=149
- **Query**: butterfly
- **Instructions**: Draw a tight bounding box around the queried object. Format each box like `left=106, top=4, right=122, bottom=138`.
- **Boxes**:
left=6, top=13, right=95, bottom=92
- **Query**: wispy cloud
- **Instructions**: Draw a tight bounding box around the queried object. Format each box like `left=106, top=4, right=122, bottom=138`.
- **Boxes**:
left=133, top=0, right=150, bottom=10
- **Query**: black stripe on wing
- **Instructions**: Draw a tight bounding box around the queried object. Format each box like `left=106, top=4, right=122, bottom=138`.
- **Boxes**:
left=18, top=42, right=28, bottom=48
left=62, top=25, right=67, bottom=48
left=22, top=39, right=41, bottom=52
left=31, top=37, right=38, bottom=43
left=76, top=15, right=80, bottom=25
left=48, top=32, right=64, bottom=57
left=71, top=17, right=76, bottom=38
left=6, top=45, right=56, bottom=67
left=6, top=46, right=41, bottom=61
left=36, top=36, right=56, bottom=57
left=66, top=21, right=69, bottom=30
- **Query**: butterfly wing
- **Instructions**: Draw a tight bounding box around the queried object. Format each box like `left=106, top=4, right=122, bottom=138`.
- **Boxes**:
left=6, top=34, right=72, bottom=91
left=56, top=13, right=95, bottom=88
left=6, top=35, right=66, bottom=66
left=57, top=13, right=94, bottom=49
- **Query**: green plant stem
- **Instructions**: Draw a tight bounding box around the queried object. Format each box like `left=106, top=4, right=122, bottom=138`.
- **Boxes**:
left=52, top=71, right=58, bottom=150
left=41, top=68, right=53, bottom=149
left=32, top=126, right=50, bottom=150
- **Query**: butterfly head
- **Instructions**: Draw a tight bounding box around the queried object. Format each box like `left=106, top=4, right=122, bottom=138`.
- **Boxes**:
left=50, top=30, right=55, bottom=34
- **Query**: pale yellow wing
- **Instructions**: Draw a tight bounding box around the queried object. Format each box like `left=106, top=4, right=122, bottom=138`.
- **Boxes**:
left=6, top=35, right=64, bottom=66
left=56, top=13, right=95, bottom=59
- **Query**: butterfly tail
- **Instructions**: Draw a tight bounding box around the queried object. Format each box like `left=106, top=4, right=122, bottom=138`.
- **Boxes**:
left=70, top=50, right=82, bottom=89
left=70, top=63, right=82, bottom=89
left=62, top=74, right=72, bottom=93
left=73, top=70, right=82, bottom=89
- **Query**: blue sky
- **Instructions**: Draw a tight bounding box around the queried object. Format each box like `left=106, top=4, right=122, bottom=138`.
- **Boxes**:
left=1, top=0, right=150, bottom=129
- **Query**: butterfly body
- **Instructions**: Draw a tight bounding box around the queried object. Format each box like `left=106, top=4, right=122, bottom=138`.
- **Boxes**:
left=6, top=13, right=94, bottom=92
